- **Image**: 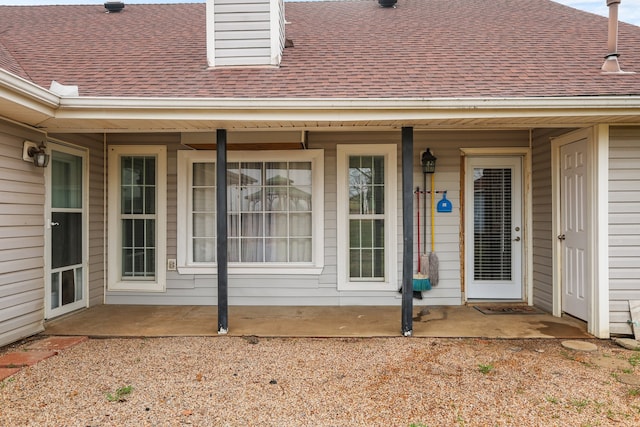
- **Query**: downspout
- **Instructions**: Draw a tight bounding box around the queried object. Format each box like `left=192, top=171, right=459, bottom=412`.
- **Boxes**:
left=401, top=127, right=414, bottom=336
left=601, top=0, right=634, bottom=74
left=216, top=129, right=229, bottom=334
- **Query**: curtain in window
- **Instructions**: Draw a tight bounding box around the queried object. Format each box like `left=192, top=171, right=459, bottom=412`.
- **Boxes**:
left=192, top=160, right=312, bottom=264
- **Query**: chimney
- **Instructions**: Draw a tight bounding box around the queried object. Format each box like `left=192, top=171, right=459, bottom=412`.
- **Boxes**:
left=206, top=0, right=286, bottom=67
left=601, top=0, right=634, bottom=74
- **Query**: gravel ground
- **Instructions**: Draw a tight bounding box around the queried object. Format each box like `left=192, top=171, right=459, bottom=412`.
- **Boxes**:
left=1, top=336, right=640, bottom=426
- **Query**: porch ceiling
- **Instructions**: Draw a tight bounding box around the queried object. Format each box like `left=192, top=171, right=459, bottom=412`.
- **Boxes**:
left=34, top=113, right=640, bottom=133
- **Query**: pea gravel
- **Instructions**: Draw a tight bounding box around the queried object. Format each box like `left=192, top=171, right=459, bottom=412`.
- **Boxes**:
left=1, top=336, right=640, bottom=426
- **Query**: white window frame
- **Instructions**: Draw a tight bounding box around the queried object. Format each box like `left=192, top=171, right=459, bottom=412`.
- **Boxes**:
left=336, top=144, right=397, bottom=291
left=108, top=145, right=167, bottom=292
left=177, top=149, right=324, bottom=275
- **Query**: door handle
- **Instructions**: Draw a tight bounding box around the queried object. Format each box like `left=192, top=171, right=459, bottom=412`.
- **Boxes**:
left=50, top=221, right=60, bottom=227
left=513, top=236, right=520, bottom=242
left=558, top=234, right=566, bottom=241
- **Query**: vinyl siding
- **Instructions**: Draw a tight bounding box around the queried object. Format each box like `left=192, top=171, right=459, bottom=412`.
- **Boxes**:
left=0, top=121, right=47, bottom=347
left=608, top=126, right=640, bottom=335
left=530, top=129, right=571, bottom=312
left=106, top=129, right=531, bottom=307
left=416, top=131, right=531, bottom=304
left=213, top=0, right=283, bottom=67
left=55, top=133, right=107, bottom=308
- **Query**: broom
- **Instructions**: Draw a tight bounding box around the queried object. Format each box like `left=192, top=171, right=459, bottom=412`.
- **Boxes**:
left=420, top=174, right=429, bottom=275
left=413, top=187, right=430, bottom=293
left=428, top=173, right=439, bottom=286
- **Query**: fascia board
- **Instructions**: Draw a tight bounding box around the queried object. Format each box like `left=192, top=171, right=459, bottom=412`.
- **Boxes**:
left=0, top=70, right=59, bottom=108
left=0, top=70, right=59, bottom=124
left=53, top=96, right=640, bottom=122
left=57, top=96, right=640, bottom=110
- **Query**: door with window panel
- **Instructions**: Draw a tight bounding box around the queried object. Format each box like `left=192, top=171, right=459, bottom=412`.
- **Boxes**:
left=465, top=156, right=523, bottom=299
left=47, top=145, right=87, bottom=318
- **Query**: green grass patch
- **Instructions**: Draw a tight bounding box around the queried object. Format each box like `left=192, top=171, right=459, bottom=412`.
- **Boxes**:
left=106, top=385, right=133, bottom=402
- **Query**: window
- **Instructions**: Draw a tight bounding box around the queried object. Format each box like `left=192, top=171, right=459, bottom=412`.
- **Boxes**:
left=177, top=149, right=324, bottom=274
left=337, top=144, right=397, bottom=291
left=108, top=146, right=166, bottom=291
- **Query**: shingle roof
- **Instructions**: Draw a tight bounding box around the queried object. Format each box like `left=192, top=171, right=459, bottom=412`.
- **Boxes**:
left=1, top=0, right=639, bottom=98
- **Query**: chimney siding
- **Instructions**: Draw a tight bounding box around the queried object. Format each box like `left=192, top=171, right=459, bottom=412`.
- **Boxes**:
left=206, top=0, right=285, bottom=67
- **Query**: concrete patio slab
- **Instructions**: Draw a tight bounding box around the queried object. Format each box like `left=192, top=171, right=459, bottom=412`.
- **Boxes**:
left=42, top=305, right=592, bottom=339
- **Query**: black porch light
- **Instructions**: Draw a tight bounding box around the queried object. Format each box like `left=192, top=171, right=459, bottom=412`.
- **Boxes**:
left=23, top=140, right=50, bottom=168
left=421, top=148, right=437, bottom=174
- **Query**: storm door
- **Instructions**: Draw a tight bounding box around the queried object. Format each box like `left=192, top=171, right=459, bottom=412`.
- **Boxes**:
left=46, top=144, right=87, bottom=318
left=465, top=156, right=523, bottom=299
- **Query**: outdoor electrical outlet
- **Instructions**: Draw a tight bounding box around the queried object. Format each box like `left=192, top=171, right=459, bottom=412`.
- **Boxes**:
left=167, top=259, right=177, bottom=271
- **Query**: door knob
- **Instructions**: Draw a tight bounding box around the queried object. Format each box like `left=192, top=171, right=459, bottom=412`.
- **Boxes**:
left=558, top=234, right=566, bottom=240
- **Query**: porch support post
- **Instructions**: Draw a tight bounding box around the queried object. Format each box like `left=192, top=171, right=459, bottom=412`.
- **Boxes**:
left=216, top=129, right=229, bottom=334
left=401, top=126, right=414, bottom=336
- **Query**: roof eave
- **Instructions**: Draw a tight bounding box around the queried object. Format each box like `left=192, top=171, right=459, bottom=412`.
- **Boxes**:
left=37, top=95, right=640, bottom=132
left=0, top=69, right=59, bottom=126
left=2, top=68, right=640, bottom=131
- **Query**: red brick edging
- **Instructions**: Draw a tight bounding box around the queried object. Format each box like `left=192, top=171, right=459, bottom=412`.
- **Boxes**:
left=0, top=336, right=88, bottom=381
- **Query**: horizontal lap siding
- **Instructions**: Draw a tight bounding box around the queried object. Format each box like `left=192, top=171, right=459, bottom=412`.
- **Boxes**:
left=214, top=0, right=272, bottom=66
left=414, top=131, right=530, bottom=305
left=531, top=129, right=567, bottom=312
left=106, top=130, right=530, bottom=307
left=608, top=127, right=640, bottom=335
left=53, top=133, right=108, bottom=309
left=0, top=123, right=46, bottom=347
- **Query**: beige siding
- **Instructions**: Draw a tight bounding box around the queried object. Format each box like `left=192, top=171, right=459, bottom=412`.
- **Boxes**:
left=0, top=121, right=47, bottom=347
left=608, top=126, right=640, bottom=335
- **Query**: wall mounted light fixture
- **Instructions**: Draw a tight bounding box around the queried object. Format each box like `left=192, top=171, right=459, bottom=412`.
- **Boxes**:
left=23, top=140, right=50, bottom=167
left=421, top=148, right=437, bottom=174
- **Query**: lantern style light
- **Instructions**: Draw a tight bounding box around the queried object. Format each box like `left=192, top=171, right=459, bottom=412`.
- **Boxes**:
left=23, top=140, right=50, bottom=168
left=421, top=148, right=437, bottom=174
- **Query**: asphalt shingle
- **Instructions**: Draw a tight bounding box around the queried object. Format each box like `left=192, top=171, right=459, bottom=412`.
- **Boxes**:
left=0, top=0, right=639, bottom=98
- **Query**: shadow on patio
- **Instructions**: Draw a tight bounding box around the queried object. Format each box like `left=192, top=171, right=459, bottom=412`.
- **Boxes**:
left=42, top=305, right=592, bottom=339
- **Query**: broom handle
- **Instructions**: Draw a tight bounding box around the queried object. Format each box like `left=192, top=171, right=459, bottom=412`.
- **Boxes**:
left=431, top=174, right=435, bottom=253
left=416, top=187, right=421, bottom=273
left=423, top=173, right=427, bottom=254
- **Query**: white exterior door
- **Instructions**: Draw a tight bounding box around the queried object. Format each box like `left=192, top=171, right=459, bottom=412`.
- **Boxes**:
left=560, top=139, right=589, bottom=320
left=465, top=156, right=524, bottom=299
left=45, top=144, right=88, bottom=318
